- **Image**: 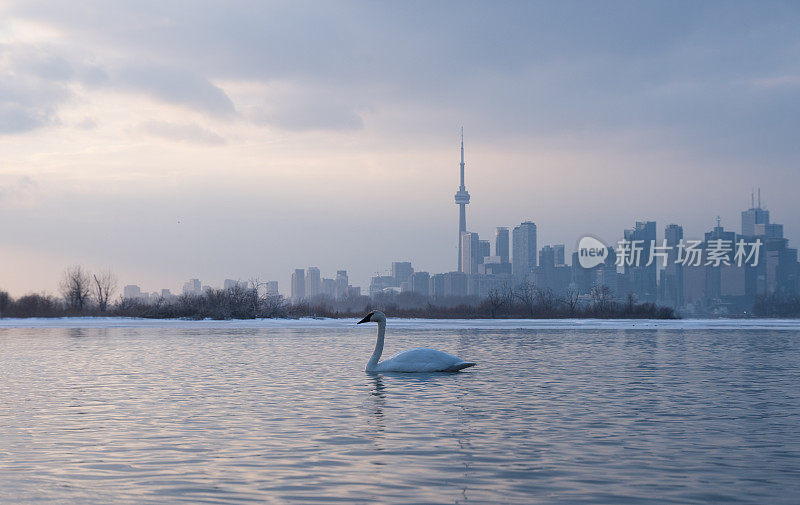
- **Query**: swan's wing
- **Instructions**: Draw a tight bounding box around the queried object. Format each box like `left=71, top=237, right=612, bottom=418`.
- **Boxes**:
left=377, top=348, right=475, bottom=373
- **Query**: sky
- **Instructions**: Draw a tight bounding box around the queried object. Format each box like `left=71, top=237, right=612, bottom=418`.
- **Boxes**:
left=1, top=1, right=799, bottom=297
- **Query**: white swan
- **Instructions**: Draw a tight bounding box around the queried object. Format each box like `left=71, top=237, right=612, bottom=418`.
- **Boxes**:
left=357, top=310, right=476, bottom=373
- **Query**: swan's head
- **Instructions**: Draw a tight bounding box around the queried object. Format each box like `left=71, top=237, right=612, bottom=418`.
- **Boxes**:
left=357, top=310, right=386, bottom=324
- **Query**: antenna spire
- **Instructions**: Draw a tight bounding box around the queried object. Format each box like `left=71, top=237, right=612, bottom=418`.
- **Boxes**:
left=459, top=127, right=465, bottom=189
left=758, top=187, right=761, bottom=208
left=751, top=188, right=754, bottom=209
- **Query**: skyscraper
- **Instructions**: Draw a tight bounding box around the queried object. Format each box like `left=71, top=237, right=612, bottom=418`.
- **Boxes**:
left=392, top=262, right=414, bottom=286
left=741, top=189, right=769, bottom=237
left=662, top=224, right=684, bottom=307
left=495, top=227, right=509, bottom=264
left=410, top=271, right=430, bottom=297
left=479, top=240, right=490, bottom=264
left=335, top=270, right=348, bottom=299
left=553, top=244, right=565, bottom=267
left=512, top=221, right=537, bottom=280
left=291, top=269, right=305, bottom=300
left=305, top=267, right=321, bottom=297
left=454, top=128, right=470, bottom=272
left=461, top=232, right=480, bottom=275
left=623, top=220, right=657, bottom=302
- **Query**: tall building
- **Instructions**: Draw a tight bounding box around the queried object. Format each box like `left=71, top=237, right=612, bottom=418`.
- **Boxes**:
left=741, top=189, right=769, bottom=237
left=182, top=278, right=202, bottom=295
left=392, top=262, right=414, bottom=286
left=623, top=220, right=657, bottom=302
left=539, top=245, right=556, bottom=269
left=479, top=240, right=491, bottom=264
left=662, top=224, right=684, bottom=307
left=461, top=232, right=481, bottom=275
left=411, top=271, right=430, bottom=297
left=123, top=285, right=141, bottom=299
left=335, top=270, right=348, bottom=299
left=553, top=244, right=565, bottom=267
left=266, top=281, right=279, bottom=296
left=305, top=267, right=321, bottom=298
left=321, top=278, right=336, bottom=298
left=454, top=128, right=471, bottom=272
left=291, top=269, right=305, bottom=300
left=512, top=221, right=537, bottom=280
left=495, top=227, right=509, bottom=264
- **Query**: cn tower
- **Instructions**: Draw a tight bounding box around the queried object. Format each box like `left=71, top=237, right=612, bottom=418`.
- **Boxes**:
left=454, top=128, right=470, bottom=272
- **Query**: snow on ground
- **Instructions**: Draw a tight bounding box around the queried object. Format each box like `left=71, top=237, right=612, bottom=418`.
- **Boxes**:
left=1, top=317, right=800, bottom=330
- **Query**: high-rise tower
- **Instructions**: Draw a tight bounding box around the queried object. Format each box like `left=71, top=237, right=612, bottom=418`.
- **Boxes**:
left=454, top=128, right=470, bottom=272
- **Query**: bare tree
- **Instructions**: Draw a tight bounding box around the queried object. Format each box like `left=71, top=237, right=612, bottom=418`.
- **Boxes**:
left=562, top=286, right=580, bottom=316
left=535, top=287, right=559, bottom=315
left=92, top=270, right=118, bottom=312
left=513, top=281, right=537, bottom=317
left=485, top=287, right=508, bottom=318
left=60, top=265, right=92, bottom=312
left=590, top=284, right=614, bottom=313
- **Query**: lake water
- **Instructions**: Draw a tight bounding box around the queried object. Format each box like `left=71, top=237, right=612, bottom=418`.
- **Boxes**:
left=1, top=319, right=799, bottom=504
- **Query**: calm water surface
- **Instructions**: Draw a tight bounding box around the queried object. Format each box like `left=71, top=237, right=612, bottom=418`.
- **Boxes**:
left=1, top=323, right=799, bottom=504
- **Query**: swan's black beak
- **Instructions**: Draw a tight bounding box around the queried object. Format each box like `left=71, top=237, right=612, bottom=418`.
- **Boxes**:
left=357, top=314, right=372, bottom=324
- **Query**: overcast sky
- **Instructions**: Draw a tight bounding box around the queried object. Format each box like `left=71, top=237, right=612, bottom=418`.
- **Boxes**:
left=2, top=1, right=799, bottom=296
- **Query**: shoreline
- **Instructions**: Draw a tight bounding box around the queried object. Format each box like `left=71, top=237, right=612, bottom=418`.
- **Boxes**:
left=1, top=316, right=799, bottom=330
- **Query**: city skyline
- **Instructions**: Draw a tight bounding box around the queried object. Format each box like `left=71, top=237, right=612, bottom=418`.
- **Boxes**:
left=2, top=1, right=800, bottom=297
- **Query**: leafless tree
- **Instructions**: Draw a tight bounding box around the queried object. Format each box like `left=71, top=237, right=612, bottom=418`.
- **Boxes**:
left=92, top=269, right=117, bottom=312
left=535, top=287, right=559, bottom=314
left=562, top=286, right=580, bottom=316
left=248, top=277, right=264, bottom=317
left=485, top=287, right=508, bottom=318
left=590, top=284, right=614, bottom=313
left=513, top=281, right=537, bottom=317
left=60, top=265, right=92, bottom=312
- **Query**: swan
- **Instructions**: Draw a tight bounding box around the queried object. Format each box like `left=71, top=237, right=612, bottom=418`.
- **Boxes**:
left=357, top=310, right=476, bottom=373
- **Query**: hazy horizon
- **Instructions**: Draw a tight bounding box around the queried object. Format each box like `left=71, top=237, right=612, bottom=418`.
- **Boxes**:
left=2, top=1, right=799, bottom=297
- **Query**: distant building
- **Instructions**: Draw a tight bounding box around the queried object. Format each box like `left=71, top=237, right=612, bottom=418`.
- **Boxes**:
left=223, top=279, right=240, bottom=290
left=182, top=278, right=201, bottom=295
left=369, top=275, right=396, bottom=296
left=553, top=244, right=565, bottom=267
left=392, top=262, right=414, bottom=286
left=321, top=278, right=336, bottom=298
left=623, top=220, right=657, bottom=302
left=480, top=256, right=512, bottom=276
left=661, top=224, right=684, bottom=307
left=460, top=232, right=480, bottom=275
left=335, top=270, right=348, bottom=299
left=495, top=227, right=510, bottom=264
left=291, top=269, right=305, bottom=300
left=512, top=221, right=537, bottom=281
left=741, top=190, right=769, bottom=237
left=123, top=285, right=141, bottom=299
left=454, top=130, right=471, bottom=272
left=443, top=271, right=468, bottom=297
left=266, top=281, right=279, bottom=296
left=305, top=267, right=321, bottom=297
left=410, top=271, right=430, bottom=297
left=479, top=240, right=491, bottom=264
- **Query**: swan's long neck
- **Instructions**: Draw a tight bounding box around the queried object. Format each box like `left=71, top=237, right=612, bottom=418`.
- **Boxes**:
left=367, top=321, right=386, bottom=371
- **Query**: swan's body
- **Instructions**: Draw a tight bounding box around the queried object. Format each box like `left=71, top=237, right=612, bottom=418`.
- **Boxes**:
left=358, top=311, right=476, bottom=373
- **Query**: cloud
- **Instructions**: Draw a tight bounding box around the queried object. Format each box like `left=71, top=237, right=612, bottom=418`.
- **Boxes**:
left=0, top=175, right=38, bottom=206
left=137, top=120, right=225, bottom=145
left=247, top=84, right=365, bottom=131
left=110, top=63, right=236, bottom=118
left=0, top=43, right=72, bottom=134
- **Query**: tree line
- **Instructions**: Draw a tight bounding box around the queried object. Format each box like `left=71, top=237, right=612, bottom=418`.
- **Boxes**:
left=1, top=265, right=677, bottom=320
